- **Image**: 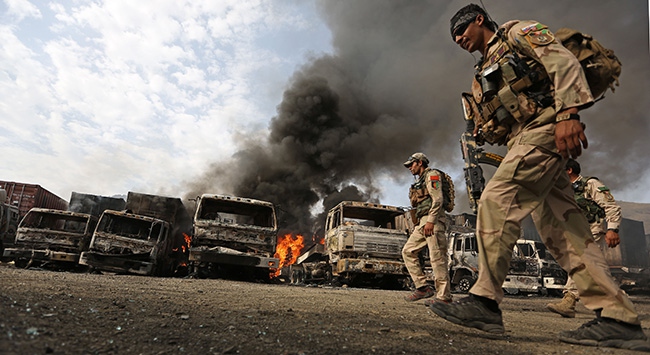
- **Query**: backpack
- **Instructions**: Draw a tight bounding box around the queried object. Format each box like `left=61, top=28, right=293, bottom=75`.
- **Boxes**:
left=555, top=28, right=622, bottom=101
left=572, top=177, right=606, bottom=223
left=433, top=169, right=455, bottom=213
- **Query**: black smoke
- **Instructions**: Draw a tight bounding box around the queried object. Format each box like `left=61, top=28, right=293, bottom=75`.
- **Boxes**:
left=185, top=0, right=650, bottom=236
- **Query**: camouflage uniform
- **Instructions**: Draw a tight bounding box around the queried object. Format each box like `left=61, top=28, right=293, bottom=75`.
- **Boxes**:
left=562, top=174, right=622, bottom=298
left=469, top=20, right=639, bottom=324
left=403, top=168, right=452, bottom=301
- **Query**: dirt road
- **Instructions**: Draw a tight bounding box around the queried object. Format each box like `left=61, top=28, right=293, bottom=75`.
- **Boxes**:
left=1, top=263, right=649, bottom=354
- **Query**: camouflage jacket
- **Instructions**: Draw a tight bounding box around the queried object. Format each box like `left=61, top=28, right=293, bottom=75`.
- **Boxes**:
left=470, top=20, right=594, bottom=146
left=573, top=174, right=622, bottom=235
left=408, top=168, right=445, bottom=224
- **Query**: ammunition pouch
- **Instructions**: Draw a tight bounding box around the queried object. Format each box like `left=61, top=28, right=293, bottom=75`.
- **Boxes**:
left=472, top=56, right=552, bottom=145
left=409, top=172, right=433, bottom=220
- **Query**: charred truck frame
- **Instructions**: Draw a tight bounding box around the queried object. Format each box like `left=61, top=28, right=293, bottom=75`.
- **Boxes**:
left=79, top=192, right=191, bottom=277
left=188, top=194, right=279, bottom=279
left=503, top=239, right=567, bottom=295
left=0, top=189, right=20, bottom=261
left=7, top=209, right=97, bottom=268
left=3, top=192, right=125, bottom=269
left=290, top=201, right=410, bottom=288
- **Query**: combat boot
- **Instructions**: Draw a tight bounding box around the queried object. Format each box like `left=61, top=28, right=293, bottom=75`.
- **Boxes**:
left=547, top=292, right=577, bottom=318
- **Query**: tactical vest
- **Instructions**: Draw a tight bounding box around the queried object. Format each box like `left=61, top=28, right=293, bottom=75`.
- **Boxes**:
left=409, top=168, right=433, bottom=220
left=468, top=25, right=554, bottom=145
left=572, top=177, right=606, bottom=224
left=409, top=168, right=454, bottom=220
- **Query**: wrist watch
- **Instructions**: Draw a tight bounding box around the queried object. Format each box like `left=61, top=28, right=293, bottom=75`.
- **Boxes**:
left=556, top=112, right=580, bottom=122
left=608, top=228, right=619, bottom=233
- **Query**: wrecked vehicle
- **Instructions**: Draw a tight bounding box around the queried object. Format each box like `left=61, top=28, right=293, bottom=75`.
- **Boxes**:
left=0, top=189, right=20, bottom=262
left=290, top=201, right=410, bottom=289
left=6, top=209, right=97, bottom=269
left=188, top=194, right=279, bottom=279
left=447, top=226, right=479, bottom=293
left=4, top=192, right=125, bottom=269
left=503, top=239, right=567, bottom=296
left=79, top=192, right=191, bottom=276
left=0, top=182, right=68, bottom=261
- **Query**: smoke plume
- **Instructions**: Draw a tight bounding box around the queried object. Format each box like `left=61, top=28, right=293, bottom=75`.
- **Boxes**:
left=185, top=0, right=650, bottom=236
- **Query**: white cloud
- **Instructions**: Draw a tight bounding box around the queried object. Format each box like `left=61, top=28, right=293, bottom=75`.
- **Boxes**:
left=0, top=0, right=332, bottom=200
left=4, top=0, right=41, bottom=22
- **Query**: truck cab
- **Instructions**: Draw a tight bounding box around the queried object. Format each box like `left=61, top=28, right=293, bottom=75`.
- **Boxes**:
left=79, top=192, right=190, bottom=277
left=80, top=210, right=178, bottom=276
left=7, top=208, right=97, bottom=268
left=322, top=201, right=410, bottom=287
left=447, top=227, right=479, bottom=293
left=188, top=194, right=279, bottom=279
left=503, top=239, right=567, bottom=295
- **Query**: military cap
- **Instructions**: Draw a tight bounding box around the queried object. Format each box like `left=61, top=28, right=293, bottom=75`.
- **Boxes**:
left=403, top=152, right=429, bottom=167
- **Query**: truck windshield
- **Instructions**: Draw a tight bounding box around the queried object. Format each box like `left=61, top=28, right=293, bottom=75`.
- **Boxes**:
left=329, top=206, right=401, bottom=230
left=198, top=198, right=275, bottom=228
left=98, top=214, right=157, bottom=241
left=20, top=212, right=89, bottom=233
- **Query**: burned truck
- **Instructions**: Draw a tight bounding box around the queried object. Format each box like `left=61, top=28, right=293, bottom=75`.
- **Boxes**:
left=503, top=239, right=567, bottom=295
left=0, top=189, right=20, bottom=262
left=188, top=194, right=279, bottom=279
left=290, top=201, right=410, bottom=289
left=0, top=182, right=68, bottom=261
left=4, top=192, right=125, bottom=269
left=447, top=226, right=479, bottom=293
left=79, top=192, right=191, bottom=276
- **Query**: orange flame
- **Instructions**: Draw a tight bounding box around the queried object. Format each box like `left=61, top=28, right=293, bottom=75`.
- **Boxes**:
left=273, top=233, right=305, bottom=277
left=180, top=233, right=192, bottom=253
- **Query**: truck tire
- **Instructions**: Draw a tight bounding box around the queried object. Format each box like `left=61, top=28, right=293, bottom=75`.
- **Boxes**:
left=14, top=258, right=29, bottom=269
left=457, top=275, right=475, bottom=293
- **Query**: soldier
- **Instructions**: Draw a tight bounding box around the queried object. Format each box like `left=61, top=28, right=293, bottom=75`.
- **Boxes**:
left=401, top=152, right=452, bottom=304
left=428, top=3, right=648, bottom=351
left=547, top=158, right=622, bottom=317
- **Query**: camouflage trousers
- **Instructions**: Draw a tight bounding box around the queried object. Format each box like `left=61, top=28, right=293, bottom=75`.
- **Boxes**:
left=563, top=231, right=607, bottom=298
left=470, top=130, right=639, bottom=325
left=402, top=216, right=451, bottom=301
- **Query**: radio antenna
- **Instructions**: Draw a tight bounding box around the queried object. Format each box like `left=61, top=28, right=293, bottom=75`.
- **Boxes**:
left=479, top=0, right=500, bottom=31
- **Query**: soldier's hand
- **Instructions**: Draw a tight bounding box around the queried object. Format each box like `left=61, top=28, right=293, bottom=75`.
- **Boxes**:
left=555, top=119, right=588, bottom=159
left=424, top=222, right=434, bottom=237
left=605, top=230, right=620, bottom=248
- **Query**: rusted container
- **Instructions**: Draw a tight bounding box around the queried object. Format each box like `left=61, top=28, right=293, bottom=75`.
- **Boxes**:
left=0, top=181, right=68, bottom=218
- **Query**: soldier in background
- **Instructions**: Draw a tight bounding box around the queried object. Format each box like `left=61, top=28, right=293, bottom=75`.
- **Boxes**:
left=547, top=158, right=622, bottom=317
left=428, top=3, right=648, bottom=351
left=401, top=152, right=452, bottom=304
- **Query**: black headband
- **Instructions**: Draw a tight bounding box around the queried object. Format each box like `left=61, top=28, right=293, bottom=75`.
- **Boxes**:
left=450, top=12, right=479, bottom=39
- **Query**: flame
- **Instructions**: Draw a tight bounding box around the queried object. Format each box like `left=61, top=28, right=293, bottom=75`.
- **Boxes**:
left=272, top=233, right=305, bottom=277
left=183, top=233, right=192, bottom=249
left=174, top=233, right=193, bottom=253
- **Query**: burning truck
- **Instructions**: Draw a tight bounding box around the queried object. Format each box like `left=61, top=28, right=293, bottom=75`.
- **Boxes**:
left=287, top=201, right=410, bottom=289
left=79, top=192, right=192, bottom=277
left=4, top=192, right=125, bottom=269
left=187, top=194, right=279, bottom=280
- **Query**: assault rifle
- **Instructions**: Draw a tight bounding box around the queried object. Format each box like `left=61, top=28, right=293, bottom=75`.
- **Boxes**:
left=459, top=94, right=504, bottom=214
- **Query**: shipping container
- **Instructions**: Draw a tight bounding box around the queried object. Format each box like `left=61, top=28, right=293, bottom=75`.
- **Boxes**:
left=0, top=181, right=68, bottom=218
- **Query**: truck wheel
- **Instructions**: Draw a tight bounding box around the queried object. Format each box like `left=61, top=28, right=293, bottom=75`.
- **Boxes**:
left=457, top=276, right=475, bottom=293
left=14, top=258, right=29, bottom=269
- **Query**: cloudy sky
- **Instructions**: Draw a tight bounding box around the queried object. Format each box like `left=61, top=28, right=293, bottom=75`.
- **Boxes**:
left=0, top=0, right=331, bottom=199
left=1, top=1, right=649, bottom=230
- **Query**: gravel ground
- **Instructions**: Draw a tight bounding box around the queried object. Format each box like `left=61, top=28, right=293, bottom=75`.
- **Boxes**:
left=1, top=262, right=650, bottom=355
